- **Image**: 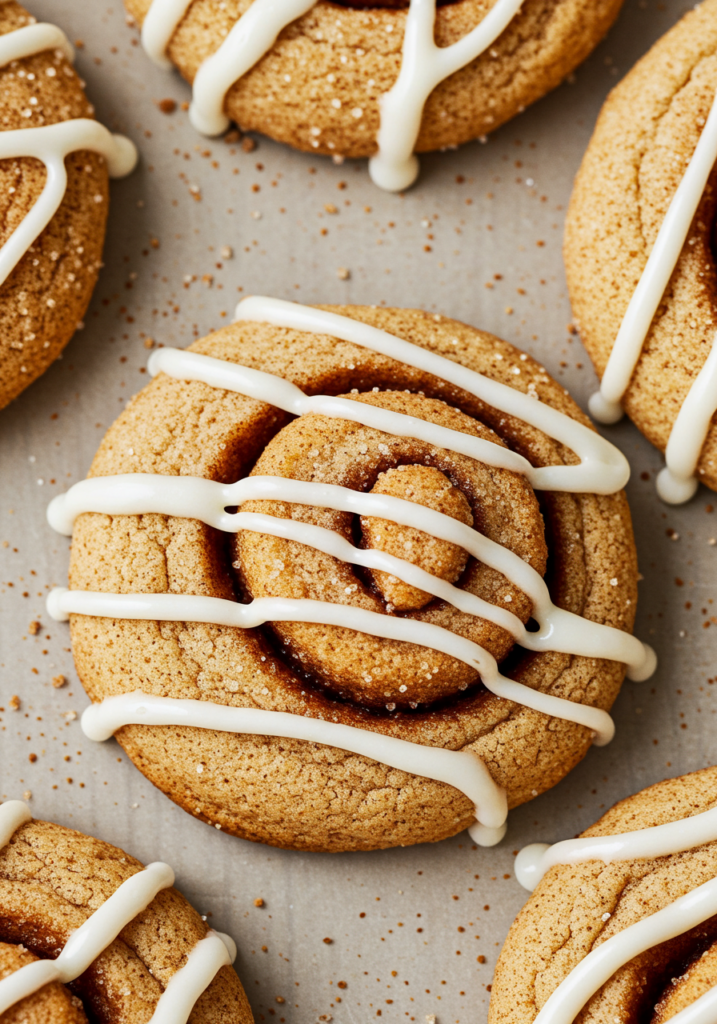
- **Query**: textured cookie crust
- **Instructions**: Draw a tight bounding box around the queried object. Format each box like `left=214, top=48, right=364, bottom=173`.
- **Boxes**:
left=490, top=767, right=717, bottom=1024
left=565, top=0, right=717, bottom=491
left=125, top=0, right=623, bottom=159
left=67, top=305, right=639, bottom=852
left=0, top=942, right=88, bottom=1024
left=0, top=817, right=253, bottom=1024
left=0, top=2, right=110, bottom=411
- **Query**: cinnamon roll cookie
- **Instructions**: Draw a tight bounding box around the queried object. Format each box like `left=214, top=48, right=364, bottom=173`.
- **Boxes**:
left=565, top=0, right=717, bottom=504
left=491, top=767, right=717, bottom=1024
left=46, top=298, right=655, bottom=852
left=125, top=0, right=623, bottom=190
left=0, top=800, right=252, bottom=1023
left=0, top=2, right=137, bottom=411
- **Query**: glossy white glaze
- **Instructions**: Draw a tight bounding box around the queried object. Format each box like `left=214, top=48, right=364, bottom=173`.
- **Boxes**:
left=0, top=20, right=137, bottom=287
left=369, top=0, right=524, bottom=190
left=0, top=800, right=238, bottom=1018
left=149, top=930, right=236, bottom=1024
left=140, top=0, right=523, bottom=189
left=48, top=586, right=616, bottom=747
left=48, top=299, right=656, bottom=846
left=47, top=473, right=654, bottom=681
left=0, top=860, right=175, bottom=1013
left=78, top=690, right=509, bottom=845
left=515, top=803, right=717, bottom=1022
left=588, top=81, right=717, bottom=502
left=233, top=296, right=631, bottom=494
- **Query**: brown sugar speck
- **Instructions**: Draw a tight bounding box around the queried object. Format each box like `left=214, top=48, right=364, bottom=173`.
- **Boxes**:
left=158, top=98, right=176, bottom=114
left=477, top=955, right=486, bottom=964
left=28, top=621, right=40, bottom=635
left=254, top=897, right=265, bottom=907
left=322, top=937, right=333, bottom=944
left=275, top=997, right=285, bottom=1004
left=337, top=981, right=347, bottom=989
left=28, top=753, right=37, bottom=763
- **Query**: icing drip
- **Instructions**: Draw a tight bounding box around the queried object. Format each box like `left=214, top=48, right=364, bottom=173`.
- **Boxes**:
left=588, top=80, right=717, bottom=503
left=189, top=0, right=318, bottom=137
left=140, top=0, right=192, bottom=69
left=657, top=331, right=717, bottom=504
left=368, top=0, right=524, bottom=191
left=0, top=800, right=32, bottom=848
left=0, top=20, right=138, bottom=288
left=77, top=691, right=509, bottom=846
left=0, top=800, right=238, bottom=1019
left=139, top=0, right=523, bottom=190
left=514, top=804, right=717, bottom=1023
left=149, top=931, right=236, bottom=1024
left=47, top=473, right=655, bottom=680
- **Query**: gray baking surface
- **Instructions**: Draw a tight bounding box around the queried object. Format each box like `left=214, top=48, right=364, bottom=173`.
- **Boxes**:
left=0, top=1, right=713, bottom=1021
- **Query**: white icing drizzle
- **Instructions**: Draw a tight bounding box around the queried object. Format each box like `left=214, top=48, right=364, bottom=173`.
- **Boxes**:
left=48, top=584, right=617, bottom=745
left=0, top=20, right=138, bottom=288
left=657, top=331, right=717, bottom=503
left=514, top=804, right=717, bottom=1024
left=0, top=859, right=175, bottom=1013
left=0, top=800, right=32, bottom=849
left=0, top=21, right=73, bottom=65
left=588, top=81, right=717, bottom=503
left=236, top=296, right=629, bottom=494
left=140, top=0, right=192, bottom=69
left=139, top=0, right=524, bottom=190
left=0, top=800, right=238, bottom=1019
left=78, top=691, right=509, bottom=846
left=47, top=473, right=654, bottom=680
left=148, top=348, right=537, bottom=482
left=368, top=0, right=524, bottom=191
left=149, top=930, right=236, bottom=1024
left=46, top=297, right=656, bottom=846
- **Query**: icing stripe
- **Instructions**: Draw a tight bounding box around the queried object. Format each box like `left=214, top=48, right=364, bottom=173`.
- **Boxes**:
left=369, top=0, right=524, bottom=191
left=232, top=296, right=630, bottom=494
left=46, top=587, right=616, bottom=745
left=140, top=0, right=192, bottom=69
left=0, top=121, right=137, bottom=288
left=588, top=80, right=717, bottom=502
left=147, top=347, right=535, bottom=480
left=189, top=0, right=317, bottom=137
left=0, top=21, right=74, bottom=65
left=0, top=800, right=32, bottom=849
left=139, top=0, right=525, bottom=189
left=531, top=875, right=717, bottom=1024
left=47, top=473, right=655, bottom=680
left=515, top=806, right=717, bottom=1022
left=0, top=801, right=239, bottom=1019
left=149, top=931, right=236, bottom=1024
left=0, top=22, right=138, bottom=288
left=78, top=690, right=509, bottom=845
left=0, top=861, right=175, bottom=1013
left=515, top=804, right=717, bottom=892
left=657, top=331, right=717, bottom=504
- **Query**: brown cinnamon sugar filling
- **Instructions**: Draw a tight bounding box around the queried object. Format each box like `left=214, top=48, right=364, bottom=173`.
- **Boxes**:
left=235, top=388, right=547, bottom=711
